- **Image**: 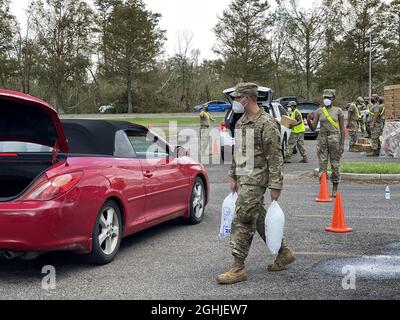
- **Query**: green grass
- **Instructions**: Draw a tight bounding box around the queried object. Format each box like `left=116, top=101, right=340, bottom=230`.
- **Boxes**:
left=340, top=162, right=400, bottom=174
left=111, top=117, right=224, bottom=126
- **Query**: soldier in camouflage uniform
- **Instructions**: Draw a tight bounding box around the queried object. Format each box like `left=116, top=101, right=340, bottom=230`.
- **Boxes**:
left=368, top=96, right=385, bottom=156
left=216, top=83, right=295, bottom=285
left=199, top=105, right=215, bottom=154
left=284, top=101, right=308, bottom=163
left=365, top=96, right=376, bottom=138
left=307, top=89, right=345, bottom=198
left=347, top=97, right=363, bottom=151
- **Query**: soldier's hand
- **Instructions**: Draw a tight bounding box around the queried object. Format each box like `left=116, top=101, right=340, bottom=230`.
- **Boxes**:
left=340, top=145, right=344, bottom=156
left=271, top=189, right=281, bottom=201
left=231, top=178, right=238, bottom=193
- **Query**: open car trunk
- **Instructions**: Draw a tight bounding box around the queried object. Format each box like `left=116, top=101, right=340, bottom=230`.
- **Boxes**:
left=0, top=155, right=55, bottom=201
left=0, top=90, right=69, bottom=201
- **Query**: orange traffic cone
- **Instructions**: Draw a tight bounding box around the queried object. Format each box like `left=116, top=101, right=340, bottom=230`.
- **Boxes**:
left=316, top=172, right=333, bottom=203
left=325, top=192, right=353, bottom=233
left=213, top=139, right=220, bottom=156
left=345, top=128, right=350, bottom=137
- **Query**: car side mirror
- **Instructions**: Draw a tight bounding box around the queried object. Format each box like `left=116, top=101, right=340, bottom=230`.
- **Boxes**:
left=173, top=146, right=188, bottom=158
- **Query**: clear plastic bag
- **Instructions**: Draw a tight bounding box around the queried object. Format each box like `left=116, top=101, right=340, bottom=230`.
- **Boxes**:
left=265, top=201, right=285, bottom=254
left=219, top=193, right=238, bottom=239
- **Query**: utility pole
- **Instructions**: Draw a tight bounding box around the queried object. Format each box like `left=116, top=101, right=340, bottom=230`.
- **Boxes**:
left=369, top=33, right=372, bottom=98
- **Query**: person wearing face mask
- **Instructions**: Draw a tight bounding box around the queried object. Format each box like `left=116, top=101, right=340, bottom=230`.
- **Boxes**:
left=216, top=83, right=295, bottom=285
left=307, top=89, right=345, bottom=198
left=347, top=97, right=363, bottom=152
left=199, top=105, right=215, bottom=154
left=284, top=101, right=308, bottom=163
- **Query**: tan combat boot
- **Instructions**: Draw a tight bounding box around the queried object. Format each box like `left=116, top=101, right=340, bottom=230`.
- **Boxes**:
left=268, top=245, right=296, bottom=272
left=216, top=257, right=247, bottom=285
left=299, top=158, right=308, bottom=163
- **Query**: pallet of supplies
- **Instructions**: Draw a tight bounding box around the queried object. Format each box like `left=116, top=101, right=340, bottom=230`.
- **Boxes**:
left=381, top=122, right=400, bottom=158
left=384, top=84, right=400, bottom=121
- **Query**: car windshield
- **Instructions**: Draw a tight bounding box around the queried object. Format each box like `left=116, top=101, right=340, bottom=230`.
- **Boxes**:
left=0, top=141, right=53, bottom=153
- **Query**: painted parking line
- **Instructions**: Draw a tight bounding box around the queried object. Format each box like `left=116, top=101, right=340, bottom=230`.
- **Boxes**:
left=295, top=215, right=400, bottom=220
left=295, top=251, right=365, bottom=258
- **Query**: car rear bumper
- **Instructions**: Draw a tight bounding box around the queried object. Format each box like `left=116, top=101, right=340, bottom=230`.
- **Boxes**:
left=0, top=199, right=92, bottom=253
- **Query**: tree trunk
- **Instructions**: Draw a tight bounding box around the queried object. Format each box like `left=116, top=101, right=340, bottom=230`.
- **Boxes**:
left=127, top=77, right=133, bottom=114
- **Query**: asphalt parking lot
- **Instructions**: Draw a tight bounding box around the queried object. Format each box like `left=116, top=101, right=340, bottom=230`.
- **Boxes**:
left=1, top=138, right=400, bottom=300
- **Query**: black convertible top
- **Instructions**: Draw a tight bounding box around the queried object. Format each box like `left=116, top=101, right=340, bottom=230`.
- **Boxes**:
left=61, top=119, right=148, bottom=155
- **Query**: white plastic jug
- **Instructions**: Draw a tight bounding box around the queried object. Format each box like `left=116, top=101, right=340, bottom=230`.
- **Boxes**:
left=265, top=201, right=285, bottom=254
left=219, top=193, right=238, bottom=239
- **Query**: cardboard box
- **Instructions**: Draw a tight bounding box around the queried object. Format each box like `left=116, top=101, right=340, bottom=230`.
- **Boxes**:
left=280, top=116, right=297, bottom=128
left=384, top=84, right=400, bottom=121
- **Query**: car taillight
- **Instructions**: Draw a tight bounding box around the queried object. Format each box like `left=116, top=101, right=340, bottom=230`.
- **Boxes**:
left=220, top=121, right=228, bottom=132
left=22, top=172, right=83, bottom=201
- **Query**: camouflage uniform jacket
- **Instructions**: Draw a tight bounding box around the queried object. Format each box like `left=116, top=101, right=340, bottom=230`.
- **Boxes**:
left=229, top=108, right=283, bottom=190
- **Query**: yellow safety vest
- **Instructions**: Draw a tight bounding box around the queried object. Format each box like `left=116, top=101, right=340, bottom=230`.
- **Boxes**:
left=322, top=107, right=339, bottom=129
left=352, top=103, right=361, bottom=120
left=291, top=109, right=306, bottom=133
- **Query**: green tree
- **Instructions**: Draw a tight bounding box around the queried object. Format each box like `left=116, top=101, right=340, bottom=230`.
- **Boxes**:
left=98, top=0, right=165, bottom=114
left=280, top=0, right=334, bottom=100
left=0, top=0, right=17, bottom=88
left=30, top=0, right=94, bottom=113
left=213, top=0, right=273, bottom=84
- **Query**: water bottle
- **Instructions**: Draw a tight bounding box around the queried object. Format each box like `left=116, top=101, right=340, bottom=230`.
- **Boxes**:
left=385, top=186, right=391, bottom=200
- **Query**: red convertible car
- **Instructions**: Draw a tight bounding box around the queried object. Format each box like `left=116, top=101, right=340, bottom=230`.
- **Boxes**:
left=0, top=90, right=209, bottom=264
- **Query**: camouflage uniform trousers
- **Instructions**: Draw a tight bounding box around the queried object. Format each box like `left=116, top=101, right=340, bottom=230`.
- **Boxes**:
left=358, top=117, right=366, bottom=136
left=230, top=184, right=285, bottom=260
left=200, top=127, right=210, bottom=155
left=366, top=117, right=373, bottom=138
left=316, top=132, right=341, bottom=184
left=371, top=123, right=384, bottom=152
left=349, top=120, right=359, bottom=147
left=286, top=132, right=307, bottom=160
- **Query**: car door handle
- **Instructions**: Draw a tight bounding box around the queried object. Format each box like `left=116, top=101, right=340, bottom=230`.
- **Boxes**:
left=144, top=171, right=153, bottom=178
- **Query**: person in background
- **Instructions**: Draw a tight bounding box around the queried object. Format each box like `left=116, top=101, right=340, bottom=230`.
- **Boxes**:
left=347, top=97, right=363, bottom=152
left=368, top=96, right=385, bottom=157
left=307, top=89, right=345, bottom=198
left=199, top=105, right=215, bottom=154
left=284, top=101, right=308, bottom=163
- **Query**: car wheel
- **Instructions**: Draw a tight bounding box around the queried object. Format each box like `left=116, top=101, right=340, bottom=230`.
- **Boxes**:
left=185, top=177, right=206, bottom=225
left=87, top=200, right=122, bottom=265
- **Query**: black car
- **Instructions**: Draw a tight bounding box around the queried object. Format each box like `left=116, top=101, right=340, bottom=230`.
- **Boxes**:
left=297, top=101, right=321, bottom=139
left=275, top=96, right=298, bottom=109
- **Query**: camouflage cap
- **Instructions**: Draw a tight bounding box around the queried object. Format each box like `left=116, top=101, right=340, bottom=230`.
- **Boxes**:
left=372, top=94, right=379, bottom=99
left=231, top=83, right=259, bottom=98
left=357, top=96, right=364, bottom=104
left=288, top=101, right=297, bottom=107
left=323, top=89, right=336, bottom=98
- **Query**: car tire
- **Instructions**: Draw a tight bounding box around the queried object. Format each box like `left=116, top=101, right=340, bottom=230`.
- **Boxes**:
left=184, top=177, right=206, bottom=225
left=87, top=200, right=123, bottom=265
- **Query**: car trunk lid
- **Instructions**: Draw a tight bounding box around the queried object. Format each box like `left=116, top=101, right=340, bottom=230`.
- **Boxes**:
left=0, top=90, right=68, bottom=155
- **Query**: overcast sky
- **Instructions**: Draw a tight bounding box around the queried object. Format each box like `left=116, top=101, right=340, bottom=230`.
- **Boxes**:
left=10, top=0, right=315, bottom=60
